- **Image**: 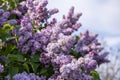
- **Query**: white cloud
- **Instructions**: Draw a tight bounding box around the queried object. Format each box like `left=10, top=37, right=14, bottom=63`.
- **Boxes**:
left=104, top=37, right=120, bottom=47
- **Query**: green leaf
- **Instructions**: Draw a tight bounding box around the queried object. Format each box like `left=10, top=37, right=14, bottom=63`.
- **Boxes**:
left=23, top=63, right=29, bottom=73
left=9, top=14, right=17, bottom=19
left=14, top=25, right=20, bottom=30
left=4, top=44, right=16, bottom=55
left=0, top=0, right=4, bottom=5
left=2, top=23, right=14, bottom=31
left=5, top=36, right=17, bottom=41
left=7, top=54, right=18, bottom=61
left=90, top=70, right=100, bottom=80
left=46, top=65, right=54, bottom=77
left=1, top=2, right=8, bottom=10
left=9, top=67, right=19, bottom=76
left=17, top=54, right=25, bottom=62
left=0, top=23, right=15, bottom=42
left=8, top=0, right=18, bottom=9
left=70, top=49, right=79, bottom=58
left=39, top=65, right=54, bottom=77
left=30, top=62, right=40, bottom=73
left=40, top=68, right=47, bottom=75
left=76, top=35, right=80, bottom=41
left=31, top=53, right=40, bottom=62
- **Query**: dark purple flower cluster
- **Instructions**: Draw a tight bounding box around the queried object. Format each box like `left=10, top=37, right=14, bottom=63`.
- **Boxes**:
left=13, top=71, right=46, bottom=80
left=0, top=9, right=18, bottom=27
left=74, top=30, right=109, bottom=65
left=17, top=15, right=34, bottom=54
left=74, top=30, right=102, bottom=54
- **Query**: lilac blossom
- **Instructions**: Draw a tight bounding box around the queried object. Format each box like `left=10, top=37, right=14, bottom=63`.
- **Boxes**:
left=74, top=30, right=109, bottom=65
left=13, top=71, right=46, bottom=80
left=26, top=0, right=58, bottom=27
left=46, top=34, right=76, bottom=55
left=0, top=9, right=18, bottom=27
left=59, top=58, right=94, bottom=80
left=0, top=63, right=4, bottom=73
left=17, top=4, right=82, bottom=55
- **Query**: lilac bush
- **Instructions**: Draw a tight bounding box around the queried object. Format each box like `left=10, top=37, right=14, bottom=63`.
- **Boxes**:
left=0, top=0, right=109, bottom=80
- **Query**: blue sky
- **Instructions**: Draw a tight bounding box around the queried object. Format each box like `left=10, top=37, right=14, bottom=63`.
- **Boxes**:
left=47, top=0, right=120, bottom=48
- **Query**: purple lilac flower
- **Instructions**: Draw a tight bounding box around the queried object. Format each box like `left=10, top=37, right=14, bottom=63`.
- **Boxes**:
left=39, top=34, right=74, bottom=67
left=59, top=57, right=96, bottom=80
left=0, top=9, right=4, bottom=15
left=39, top=34, right=75, bottom=67
left=7, top=20, right=18, bottom=25
left=74, top=30, right=109, bottom=65
left=0, top=8, right=18, bottom=27
left=2, top=11, right=10, bottom=19
left=26, top=0, right=58, bottom=26
left=51, top=54, right=74, bottom=67
left=46, top=34, right=76, bottom=55
left=60, top=63, right=83, bottom=80
left=17, top=15, right=33, bottom=54
left=74, top=30, right=99, bottom=54
left=39, top=52, right=51, bottom=67
left=0, top=63, right=4, bottom=73
left=13, top=71, right=46, bottom=80
left=85, top=51, right=109, bottom=65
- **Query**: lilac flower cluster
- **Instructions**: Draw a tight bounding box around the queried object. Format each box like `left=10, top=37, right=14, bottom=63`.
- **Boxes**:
left=17, top=0, right=59, bottom=55
left=0, top=9, right=18, bottom=27
left=16, top=0, right=109, bottom=79
left=17, top=4, right=81, bottom=55
left=0, top=63, right=4, bottom=73
left=58, top=6, right=82, bottom=35
left=13, top=71, right=46, bottom=80
left=47, top=55, right=98, bottom=80
left=17, top=15, right=34, bottom=54
left=26, top=0, right=58, bottom=27
left=74, top=30, right=102, bottom=54
left=59, top=58, right=93, bottom=80
left=74, top=30, right=109, bottom=65
left=46, top=34, right=76, bottom=55
left=47, top=57, right=96, bottom=80
left=11, top=1, right=27, bottom=18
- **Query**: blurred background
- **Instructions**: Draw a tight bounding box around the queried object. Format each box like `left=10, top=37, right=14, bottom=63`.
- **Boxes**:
left=48, top=0, right=120, bottom=80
